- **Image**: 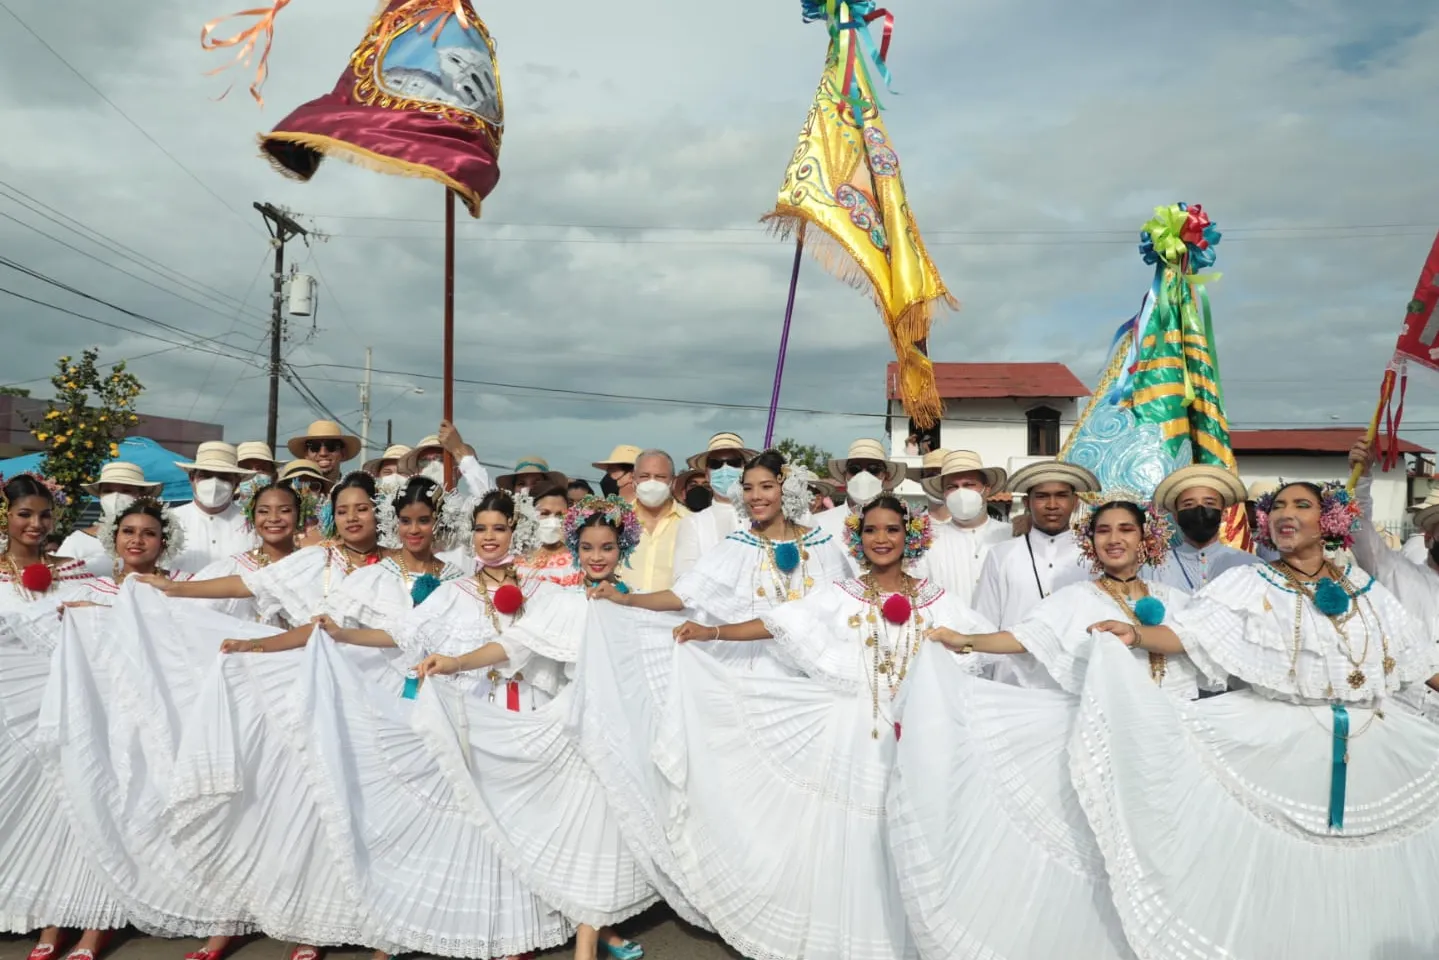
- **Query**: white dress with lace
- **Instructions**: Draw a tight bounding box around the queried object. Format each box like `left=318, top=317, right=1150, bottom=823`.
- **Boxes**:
left=0, top=560, right=129, bottom=933
left=573, top=526, right=851, bottom=930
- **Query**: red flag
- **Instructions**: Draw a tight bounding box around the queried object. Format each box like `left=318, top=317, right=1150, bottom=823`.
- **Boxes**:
left=257, top=0, right=502, bottom=217
left=1391, top=230, right=1439, bottom=372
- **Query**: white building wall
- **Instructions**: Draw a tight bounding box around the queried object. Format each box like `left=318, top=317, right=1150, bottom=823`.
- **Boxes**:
left=1237, top=453, right=1410, bottom=534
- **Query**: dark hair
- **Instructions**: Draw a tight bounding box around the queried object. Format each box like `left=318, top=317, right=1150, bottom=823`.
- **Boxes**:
left=473, top=489, right=516, bottom=522
left=2, top=475, right=54, bottom=506
left=530, top=483, right=569, bottom=505
left=115, top=499, right=168, bottom=542
left=330, top=471, right=377, bottom=511
left=567, top=479, right=594, bottom=496
left=577, top=511, right=620, bottom=537
left=1274, top=481, right=1324, bottom=502
left=1085, top=500, right=1146, bottom=538
left=392, top=475, right=443, bottom=513
left=859, top=494, right=909, bottom=523
left=254, top=480, right=303, bottom=513
left=742, top=449, right=787, bottom=483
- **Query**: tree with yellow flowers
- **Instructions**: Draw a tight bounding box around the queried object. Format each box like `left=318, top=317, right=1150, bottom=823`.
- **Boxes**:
left=28, top=349, right=144, bottom=534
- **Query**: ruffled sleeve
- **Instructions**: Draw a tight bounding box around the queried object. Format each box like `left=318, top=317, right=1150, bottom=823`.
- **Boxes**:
left=493, top=580, right=587, bottom=665
left=1007, top=582, right=1112, bottom=695
left=240, top=545, right=334, bottom=624
left=760, top=581, right=861, bottom=691
left=324, top=561, right=414, bottom=633
left=672, top=535, right=767, bottom=623
left=392, top=579, right=492, bottom=659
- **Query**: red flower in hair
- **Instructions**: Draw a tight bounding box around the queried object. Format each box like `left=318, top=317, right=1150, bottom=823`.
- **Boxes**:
left=493, top=583, right=524, bottom=615
left=21, top=564, right=53, bottom=594
left=881, top=593, right=911, bottom=625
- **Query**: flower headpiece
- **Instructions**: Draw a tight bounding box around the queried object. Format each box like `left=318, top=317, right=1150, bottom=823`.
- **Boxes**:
left=1071, top=492, right=1174, bottom=572
left=731, top=458, right=820, bottom=526
left=459, top=487, right=540, bottom=559
left=564, top=495, right=643, bottom=567
left=240, top=478, right=320, bottom=533
left=99, top=496, right=187, bottom=569
left=844, top=503, right=933, bottom=565
left=1253, top=480, right=1360, bottom=552
left=372, top=475, right=470, bottom=552
left=0, top=472, right=71, bottom=552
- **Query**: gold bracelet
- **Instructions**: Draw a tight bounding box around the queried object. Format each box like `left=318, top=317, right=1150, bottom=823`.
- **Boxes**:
left=959, top=643, right=974, bottom=655
left=251, top=640, right=265, bottom=654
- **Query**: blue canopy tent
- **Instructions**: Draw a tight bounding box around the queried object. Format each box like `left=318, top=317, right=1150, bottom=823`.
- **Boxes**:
left=0, top=436, right=195, bottom=502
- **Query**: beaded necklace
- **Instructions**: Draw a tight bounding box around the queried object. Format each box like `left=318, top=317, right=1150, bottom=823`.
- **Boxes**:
left=752, top=523, right=814, bottom=602
left=1094, top=576, right=1167, bottom=684
left=857, top=572, right=920, bottom=740
left=1269, top=560, right=1392, bottom=692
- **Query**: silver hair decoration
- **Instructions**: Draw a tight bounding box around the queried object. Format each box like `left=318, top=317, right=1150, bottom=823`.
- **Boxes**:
left=462, top=487, right=541, bottom=558
left=374, top=475, right=470, bottom=552
left=100, top=499, right=187, bottom=569
left=373, top=475, right=405, bottom=550
left=731, top=456, right=817, bottom=524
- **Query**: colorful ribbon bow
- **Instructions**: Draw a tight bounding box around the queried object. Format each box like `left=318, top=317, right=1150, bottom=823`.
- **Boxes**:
left=800, top=0, right=895, bottom=115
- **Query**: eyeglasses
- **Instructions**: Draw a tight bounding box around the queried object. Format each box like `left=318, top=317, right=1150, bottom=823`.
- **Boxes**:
left=306, top=440, right=343, bottom=454
left=707, top=455, right=745, bottom=470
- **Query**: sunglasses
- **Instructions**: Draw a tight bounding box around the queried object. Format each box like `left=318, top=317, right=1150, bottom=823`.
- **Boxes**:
left=845, top=463, right=884, bottom=477
left=707, top=455, right=745, bottom=470
left=306, top=440, right=343, bottom=454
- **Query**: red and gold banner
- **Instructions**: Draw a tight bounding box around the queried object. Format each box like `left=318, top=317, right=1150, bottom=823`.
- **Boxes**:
left=1391, top=229, right=1439, bottom=372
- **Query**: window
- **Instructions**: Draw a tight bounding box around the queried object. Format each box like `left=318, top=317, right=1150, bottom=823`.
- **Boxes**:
left=908, top=418, right=941, bottom=456
left=1026, top=405, right=1060, bottom=457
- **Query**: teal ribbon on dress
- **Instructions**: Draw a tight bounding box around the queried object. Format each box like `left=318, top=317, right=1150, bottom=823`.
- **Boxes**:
left=1329, top=704, right=1350, bottom=831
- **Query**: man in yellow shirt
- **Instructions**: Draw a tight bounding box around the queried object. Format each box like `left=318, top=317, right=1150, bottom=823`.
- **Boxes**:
left=624, top=448, right=690, bottom=592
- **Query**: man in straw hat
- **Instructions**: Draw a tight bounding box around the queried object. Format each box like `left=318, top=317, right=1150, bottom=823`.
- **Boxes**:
left=1349, top=436, right=1439, bottom=646
left=170, top=441, right=259, bottom=573
left=286, top=419, right=361, bottom=485
left=674, top=432, right=757, bottom=577
left=279, top=458, right=331, bottom=494
left=496, top=457, right=567, bottom=496
left=236, top=441, right=279, bottom=482
left=592, top=443, right=644, bottom=502
left=1402, top=487, right=1439, bottom=565
left=913, top=450, right=1011, bottom=606
left=363, top=444, right=412, bottom=478
left=61, top=461, right=165, bottom=574
left=917, top=447, right=951, bottom=521
left=973, top=459, right=1099, bottom=636
left=400, top=434, right=447, bottom=484
left=812, top=438, right=908, bottom=547
left=1147, top=463, right=1258, bottom=591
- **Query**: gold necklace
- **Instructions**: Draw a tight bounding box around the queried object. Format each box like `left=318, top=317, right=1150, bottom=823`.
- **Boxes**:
left=475, top=565, right=518, bottom=633
left=2, top=553, right=52, bottom=601
left=1271, top=562, right=1389, bottom=690
left=753, top=523, right=814, bottom=602
left=859, top=572, right=920, bottom=739
left=1094, top=576, right=1166, bottom=684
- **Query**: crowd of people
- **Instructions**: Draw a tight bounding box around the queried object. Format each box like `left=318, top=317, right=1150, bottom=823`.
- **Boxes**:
left=3, top=415, right=1439, bottom=960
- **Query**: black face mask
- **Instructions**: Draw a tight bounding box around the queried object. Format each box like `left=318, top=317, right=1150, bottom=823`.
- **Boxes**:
left=1175, top=505, right=1223, bottom=544
left=599, top=474, right=620, bottom=497
left=684, top=485, right=714, bottom=513
left=1428, top=539, right=1439, bottom=566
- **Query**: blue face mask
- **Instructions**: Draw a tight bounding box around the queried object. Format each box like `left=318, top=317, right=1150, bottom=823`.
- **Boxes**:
left=709, top=465, right=742, bottom=500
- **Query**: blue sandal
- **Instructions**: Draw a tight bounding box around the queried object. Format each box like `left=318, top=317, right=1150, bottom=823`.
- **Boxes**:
left=602, top=940, right=643, bottom=960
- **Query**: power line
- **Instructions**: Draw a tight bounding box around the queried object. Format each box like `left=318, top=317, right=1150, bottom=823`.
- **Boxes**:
left=0, top=0, right=258, bottom=235
left=0, top=180, right=265, bottom=316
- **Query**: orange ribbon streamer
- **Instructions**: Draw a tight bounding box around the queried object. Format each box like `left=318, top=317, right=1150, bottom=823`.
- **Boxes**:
left=200, top=0, right=292, bottom=105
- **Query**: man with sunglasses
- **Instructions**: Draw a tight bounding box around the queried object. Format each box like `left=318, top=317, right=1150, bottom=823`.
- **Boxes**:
left=813, top=438, right=908, bottom=555
left=672, top=431, right=756, bottom=578
left=286, top=420, right=361, bottom=485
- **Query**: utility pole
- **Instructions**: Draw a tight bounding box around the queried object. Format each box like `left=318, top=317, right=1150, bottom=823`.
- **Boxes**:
left=254, top=202, right=309, bottom=449
left=359, top=346, right=373, bottom=457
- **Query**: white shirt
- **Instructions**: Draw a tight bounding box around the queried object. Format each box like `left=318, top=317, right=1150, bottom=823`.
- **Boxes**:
left=972, top=527, right=1088, bottom=629
left=814, top=502, right=855, bottom=545
left=457, top=454, right=492, bottom=498
left=673, top=500, right=739, bottom=579
left=169, top=501, right=257, bottom=574
left=1404, top=532, right=1429, bottom=567
left=913, top=517, right=1012, bottom=607
left=1145, top=540, right=1259, bottom=592
left=59, top=528, right=115, bottom=577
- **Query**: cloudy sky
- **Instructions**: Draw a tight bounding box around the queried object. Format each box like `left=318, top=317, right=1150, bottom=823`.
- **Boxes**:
left=1, top=0, right=1436, bottom=478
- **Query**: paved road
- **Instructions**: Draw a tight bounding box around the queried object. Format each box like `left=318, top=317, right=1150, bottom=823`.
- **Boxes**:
left=0, top=909, right=737, bottom=960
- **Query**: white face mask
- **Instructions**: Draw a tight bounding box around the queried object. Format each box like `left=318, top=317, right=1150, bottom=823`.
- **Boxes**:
left=845, top=471, right=884, bottom=507
left=99, top=492, right=135, bottom=519
left=194, top=477, right=235, bottom=510
left=536, top=516, right=564, bottom=546
left=945, top=487, right=987, bottom=523
left=635, top=479, right=672, bottom=509
left=420, top=460, right=446, bottom=484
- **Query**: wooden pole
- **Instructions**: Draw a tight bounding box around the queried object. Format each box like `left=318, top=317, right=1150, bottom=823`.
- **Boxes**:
left=1347, top=367, right=1396, bottom=492
left=443, top=189, right=456, bottom=488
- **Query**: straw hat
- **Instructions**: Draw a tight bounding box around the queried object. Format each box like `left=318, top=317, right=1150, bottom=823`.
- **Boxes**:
left=1005, top=460, right=1100, bottom=495
left=497, top=456, right=568, bottom=492
left=175, top=441, right=255, bottom=477
left=286, top=420, right=361, bottom=461
left=235, top=441, right=277, bottom=466
left=1415, top=499, right=1439, bottom=534
left=81, top=461, right=162, bottom=496
left=919, top=448, right=950, bottom=475
left=593, top=444, right=644, bottom=471
left=1154, top=464, right=1248, bottom=514
left=684, top=433, right=757, bottom=471
left=1246, top=479, right=1280, bottom=501
left=806, top=477, right=839, bottom=501
left=397, top=436, right=443, bottom=475
left=279, top=459, right=332, bottom=488
left=826, top=439, right=907, bottom=487
left=672, top=468, right=707, bottom=499
left=920, top=450, right=1007, bottom=500
left=363, top=444, right=413, bottom=475
left=1407, top=489, right=1439, bottom=514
